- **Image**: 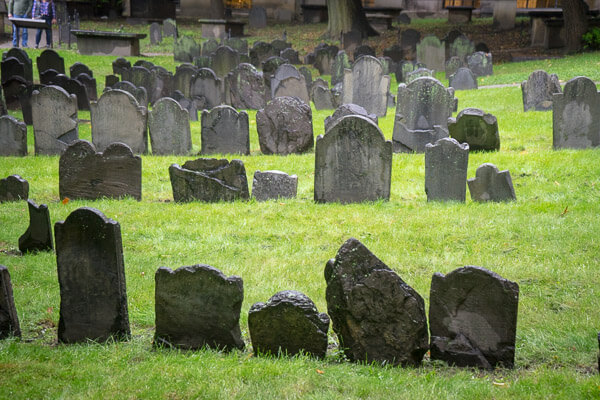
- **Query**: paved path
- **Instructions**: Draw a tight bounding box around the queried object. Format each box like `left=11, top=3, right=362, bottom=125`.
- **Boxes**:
left=0, top=26, right=60, bottom=48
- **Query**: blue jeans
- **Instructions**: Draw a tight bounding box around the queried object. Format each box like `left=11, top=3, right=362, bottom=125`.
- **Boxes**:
left=12, top=14, right=29, bottom=47
left=35, top=16, right=53, bottom=47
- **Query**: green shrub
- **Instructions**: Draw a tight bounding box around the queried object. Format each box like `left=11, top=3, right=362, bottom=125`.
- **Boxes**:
left=582, top=26, right=600, bottom=50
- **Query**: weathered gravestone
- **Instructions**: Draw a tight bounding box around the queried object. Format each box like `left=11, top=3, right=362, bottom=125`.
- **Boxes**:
left=225, top=63, right=267, bottom=110
left=0, top=265, right=21, bottom=339
left=55, top=207, right=130, bottom=343
left=173, top=63, right=197, bottom=98
left=262, top=56, right=287, bottom=98
left=342, top=56, right=390, bottom=117
left=249, top=6, right=267, bottom=28
left=37, top=49, right=65, bottom=75
left=324, top=103, right=378, bottom=132
left=312, top=85, right=335, bottom=110
left=105, top=74, right=119, bottom=88
left=256, top=96, right=313, bottom=155
left=449, top=67, right=478, bottom=90
left=174, top=35, right=201, bottom=63
left=0, top=175, right=28, bottom=202
left=552, top=76, right=600, bottom=149
left=190, top=68, right=223, bottom=110
left=445, top=56, right=464, bottom=79
left=271, top=39, right=292, bottom=54
left=48, top=73, right=90, bottom=110
left=429, top=266, right=519, bottom=369
left=75, top=73, right=98, bottom=102
left=299, top=66, right=313, bottom=93
left=32, top=85, right=78, bottom=155
left=128, top=66, right=154, bottom=104
left=212, top=45, right=240, bottom=79
left=272, top=69, right=310, bottom=104
left=91, top=89, right=148, bottom=154
left=313, top=44, right=338, bottom=75
left=201, top=105, right=249, bottom=155
left=383, top=44, right=404, bottom=64
left=112, top=57, right=131, bottom=77
left=493, top=0, right=517, bottom=31
left=109, top=81, right=148, bottom=106
left=449, top=36, right=475, bottom=63
left=169, top=158, right=249, bottom=202
left=417, top=35, right=445, bottom=72
left=170, top=91, right=203, bottom=122
left=150, top=66, right=173, bottom=103
left=0, top=115, right=27, bottom=156
left=280, top=48, right=300, bottom=65
left=341, top=30, right=362, bottom=55
left=154, top=264, right=244, bottom=350
left=325, top=238, right=429, bottom=365
left=252, top=170, right=297, bottom=201
left=249, top=290, right=329, bottom=358
left=1, top=57, right=25, bottom=85
left=163, top=18, right=177, bottom=38
left=134, top=59, right=154, bottom=70
left=400, top=29, right=421, bottom=60
left=19, top=199, right=53, bottom=253
left=2, top=48, right=33, bottom=82
left=395, top=60, right=425, bottom=83
left=448, top=108, right=500, bottom=151
left=202, top=38, right=219, bottom=57
left=467, top=52, right=493, bottom=77
left=3, top=77, right=30, bottom=112
left=467, top=163, right=516, bottom=202
left=425, top=138, right=469, bottom=202
left=406, top=67, right=433, bottom=83
left=70, top=62, right=93, bottom=79
left=331, top=50, right=350, bottom=86
left=150, top=22, right=162, bottom=45
left=521, top=70, right=562, bottom=112
left=250, top=41, right=277, bottom=67
left=148, top=97, right=191, bottom=155
left=315, top=115, right=391, bottom=203
left=224, top=38, right=249, bottom=55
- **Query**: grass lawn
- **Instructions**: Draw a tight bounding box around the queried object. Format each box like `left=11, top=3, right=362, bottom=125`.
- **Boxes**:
left=1, top=19, right=600, bottom=399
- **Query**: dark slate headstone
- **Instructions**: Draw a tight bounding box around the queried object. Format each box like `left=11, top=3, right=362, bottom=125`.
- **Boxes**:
left=149, top=97, right=191, bottom=155
left=417, top=35, right=445, bottom=72
left=448, top=108, right=499, bottom=151
left=249, top=6, right=267, bottom=28
left=353, top=45, right=376, bottom=61
left=212, top=45, right=240, bottom=79
left=250, top=41, right=277, bottom=68
left=105, top=74, right=119, bottom=88
left=163, top=18, right=178, bottom=38
left=48, top=73, right=90, bottom=110
left=173, top=63, right=198, bottom=98
left=341, top=56, right=390, bottom=117
left=37, top=49, right=65, bottom=75
left=225, top=63, right=267, bottom=110
left=425, top=138, right=469, bottom=202
left=468, top=163, right=516, bottom=202
left=383, top=44, right=404, bottom=63
left=449, top=67, right=478, bottom=90
left=429, top=266, right=519, bottom=369
left=521, top=70, right=562, bottom=112
left=0, top=265, right=21, bottom=339
left=174, top=35, right=201, bottom=63
left=55, top=207, right=130, bottom=344
left=0, top=175, right=28, bottom=202
left=75, top=73, right=98, bottom=103
left=325, top=238, right=429, bottom=366
left=134, top=59, right=155, bottom=69
left=313, top=44, right=338, bottom=75
left=18, top=199, right=53, bottom=253
left=249, top=290, right=329, bottom=358
left=110, top=81, right=148, bottom=106
left=31, top=85, right=78, bottom=155
left=112, top=57, right=131, bottom=76
left=252, top=170, right=297, bottom=201
left=2, top=48, right=33, bottom=83
left=202, top=38, right=220, bottom=57
left=331, top=50, right=350, bottom=87
left=201, top=105, right=249, bottom=155
left=400, top=29, right=421, bottom=59
left=154, top=264, right=244, bottom=350
left=2, top=76, right=28, bottom=111
left=324, top=103, right=378, bottom=132
left=0, top=115, right=27, bottom=156
left=280, top=48, right=300, bottom=65
left=445, top=56, right=464, bottom=80
left=150, top=22, right=162, bottom=45
left=190, top=67, right=223, bottom=110
left=341, top=31, right=362, bottom=55
left=129, top=66, right=154, bottom=105
left=1, top=57, right=25, bottom=84
left=467, top=51, right=493, bottom=77
left=169, top=158, right=249, bottom=202
left=70, top=62, right=93, bottom=79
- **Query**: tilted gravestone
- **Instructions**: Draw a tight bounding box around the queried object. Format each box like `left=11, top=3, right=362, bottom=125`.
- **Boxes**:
left=429, top=266, right=519, bottom=369
left=324, top=103, right=378, bottom=132
left=55, top=207, right=130, bottom=344
left=211, top=45, right=240, bottom=79
left=174, top=35, right=201, bottom=63
left=252, top=170, right=297, bottom=201
left=70, top=62, right=93, bottom=79
left=449, top=67, right=478, bottom=91
left=148, top=97, right=191, bottom=155
left=190, top=67, right=223, bottom=110
left=325, top=238, right=429, bottom=366
left=36, top=49, right=65, bottom=75
left=256, top=96, right=313, bottom=155
left=169, top=158, right=249, bottom=202
left=91, top=89, right=148, bottom=154
left=150, top=22, right=162, bottom=45
left=163, top=18, right=177, bottom=38
left=32, top=85, right=78, bottom=155
left=19, top=199, right=53, bottom=253
left=521, top=70, right=562, bottom=112
left=425, top=138, right=469, bottom=202
left=342, top=56, right=390, bottom=117
left=552, top=76, right=600, bottom=149
left=2, top=48, right=33, bottom=82
left=0, top=265, right=21, bottom=339
left=225, top=63, right=267, bottom=110
left=0, top=115, right=27, bottom=156
left=201, top=105, right=249, bottom=155
left=154, top=264, right=244, bottom=350
left=448, top=108, right=500, bottom=151
left=173, top=63, right=197, bottom=98
left=249, top=6, right=267, bottom=28
left=417, top=35, right=445, bottom=72
left=109, top=81, right=148, bottom=106
left=468, top=163, right=516, bottom=202
left=331, top=50, right=350, bottom=87
left=249, top=290, right=329, bottom=358
left=467, top=52, right=493, bottom=77
left=48, top=73, right=90, bottom=110
left=0, top=175, right=28, bottom=202
left=315, top=115, right=391, bottom=203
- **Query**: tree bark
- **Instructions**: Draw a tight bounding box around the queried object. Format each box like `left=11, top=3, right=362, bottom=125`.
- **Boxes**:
left=327, top=0, right=378, bottom=39
left=562, top=0, right=588, bottom=53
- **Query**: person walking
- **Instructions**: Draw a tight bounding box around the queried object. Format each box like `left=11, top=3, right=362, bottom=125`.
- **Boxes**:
left=32, top=0, right=56, bottom=49
left=8, top=0, right=33, bottom=48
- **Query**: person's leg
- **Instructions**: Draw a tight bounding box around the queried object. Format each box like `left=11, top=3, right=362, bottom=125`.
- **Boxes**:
left=22, top=27, right=28, bottom=47
left=45, top=17, right=53, bottom=48
left=36, top=28, right=43, bottom=48
left=12, top=23, right=19, bottom=47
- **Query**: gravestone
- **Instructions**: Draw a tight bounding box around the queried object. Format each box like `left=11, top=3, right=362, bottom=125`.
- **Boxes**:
left=148, top=97, right=191, bottom=155
left=331, top=50, right=350, bottom=86
left=250, top=41, right=277, bottom=67
left=202, top=38, right=220, bottom=57
left=448, top=108, right=500, bottom=151
left=18, top=199, right=53, bottom=253
left=313, top=44, right=338, bottom=75
left=384, top=46, right=404, bottom=68
left=105, top=74, right=119, bottom=88
left=3, top=76, right=29, bottom=111
left=225, top=63, right=267, bottom=110
left=475, top=42, right=490, bottom=53
left=398, top=12, right=411, bottom=24
left=55, top=207, right=130, bottom=344
left=134, top=60, right=155, bottom=70
left=40, top=69, right=59, bottom=85
left=521, top=70, right=562, bottom=112
left=249, top=290, right=329, bottom=358
left=395, top=60, right=421, bottom=83
left=342, top=56, right=390, bottom=117
left=273, top=75, right=310, bottom=105
left=400, top=29, right=421, bottom=59
left=0, top=115, right=27, bottom=156
left=315, top=115, right=391, bottom=203
left=174, top=36, right=201, bottom=63
left=90, top=89, right=148, bottom=154
left=325, top=238, right=429, bottom=366
left=170, top=92, right=202, bottom=122
left=169, top=158, right=249, bottom=202
left=467, top=52, right=493, bottom=77
left=2, top=48, right=33, bottom=82
left=312, top=85, right=335, bottom=110
left=324, top=103, right=378, bottom=132
left=224, top=38, right=248, bottom=55
left=445, top=56, right=463, bottom=79
left=280, top=48, right=300, bottom=65
left=201, top=105, right=249, bottom=155
left=256, top=96, right=313, bottom=155
left=211, top=45, right=240, bottom=79
left=406, top=67, right=433, bottom=83
left=48, top=73, right=90, bottom=110
left=75, top=73, right=98, bottom=102
left=299, top=66, right=313, bottom=94
left=424, top=138, right=469, bottom=202
left=262, top=56, right=287, bottom=97
left=70, top=62, right=93, bottom=79
left=37, top=49, right=65, bottom=75
left=129, top=66, right=154, bottom=104
left=163, top=18, right=178, bottom=38
left=1, top=57, right=25, bottom=84
left=150, top=22, right=162, bottom=45
left=429, top=266, right=519, bottom=368
left=150, top=66, right=173, bottom=103
left=190, top=68, right=223, bottom=110
left=0, top=265, right=21, bottom=339
left=249, top=6, right=267, bottom=28
left=449, top=36, right=475, bottom=63
left=252, top=170, right=297, bottom=201
left=468, top=163, right=516, bottom=202
left=173, top=63, right=197, bottom=98
left=154, top=264, right=244, bottom=350
left=0, top=175, right=28, bottom=202
left=341, top=31, right=362, bottom=55
left=110, top=81, right=148, bottom=106
left=194, top=55, right=212, bottom=69
left=417, top=36, right=445, bottom=72
left=112, top=57, right=131, bottom=76
left=32, top=85, right=78, bottom=155
left=353, top=44, right=376, bottom=61
left=449, top=67, right=478, bottom=90
left=271, top=39, right=292, bottom=55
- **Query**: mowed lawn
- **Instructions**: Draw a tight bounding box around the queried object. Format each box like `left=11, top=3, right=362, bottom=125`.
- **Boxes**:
left=1, top=20, right=600, bottom=399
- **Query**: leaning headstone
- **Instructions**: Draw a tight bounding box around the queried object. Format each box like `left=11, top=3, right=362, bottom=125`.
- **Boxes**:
left=163, top=18, right=178, bottom=38
left=429, top=266, right=519, bottom=369
left=342, top=56, right=390, bottom=117
left=249, top=290, right=329, bottom=358
left=36, top=49, right=65, bottom=75
left=467, top=52, right=493, bottom=77
left=521, top=70, right=562, bottom=112
left=190, top=68, right=223, bottom=110
left=331, top=50, right=350, bottom=86
left=449, top=67, right=478, bottom=90
left=445, top=56, right=463, bottom=79
left=55, top=207, right=130, bottom=344
left=424, top=138, right=469, bottom=202
left=0, top=265, right=21, bottom=339
left=169, top=158, right=250, bottom=202
left=201, top=105, right=249, bottom=155
left=174, top=35, right=201, bottom=63
left=0, top=175, right=28, bottom=202
left=148, top=97, right=191, bottom=155
left=467, top=163, right=516, bottom=202
left=154, top=264, right=244, bottom=350
left=324, top=103, right=378, bottom=132
left=325, top=238, right=429, bottom=366
left=252, top=170, right=297, bottom=201
left=249, top=6, right=267, bottom=28
left=31, top=85, right=78, bottom=155
left=225, top=63, right=267, bottom=110
left=0, top=115, right=27, bottom=156
left=150, top=22, right=162, bottom=45
left=417, top=36, right=445, bottom=72
left=448, top=108, right=499, bottom=151
left=280, top=48, right=300, bottom=65
left=211, top=45, right=240, bottom=79
left=18, top=199, right=53, bottom=253
left=69, top=62, right=93, bottom=79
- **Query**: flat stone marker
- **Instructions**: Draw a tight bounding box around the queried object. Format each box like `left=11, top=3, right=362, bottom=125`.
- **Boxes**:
left=0, top=265, right=21, bottom=339
left=225, top=63, right=267, bottom=110
left=342, top=56, right=390, bottom=117
left=201, top=105, right=249, bottom=155
left=449, top=67, right=478, bottom=90
left=55, top=207, right=130, bottom=344
left=325, top=238, right=429, bottom=366
left=32, top=85, right=78, bottom=155
left=315, top=115, right=392, bottom=203
left=0, top=115, right=27, bottom=156
left=249, top=6, right=267, bottom=28
left=0, top=175, right=28, bottom=202
left=521, top=70, right=562, bottom=112
left=154, top=264, right=244, bottom=351
left=429, top=266, right=519, bottom=369
left=425, top=138, right=469, bottom=202
left=467, top=52, right=493, bottom=77
left=468, top=163, right=516, bottom=202
left=249, top=290, right=329, bottom=358
left=19, top=199, right=53, bottom=253
left=148, top=97, right=191, bottom=155
left=252, top=170, right=298, bottom=201
left=448, top=108, right=500, bottom=151
left=36, top=49, right=65, bottom=75
left=417, top=35, right=445, bottom=72
left=169, top=158, right=249, bottom=202
left=150, top=22, right=162, bottom=45
left=324, top=103, right=378, bottom=132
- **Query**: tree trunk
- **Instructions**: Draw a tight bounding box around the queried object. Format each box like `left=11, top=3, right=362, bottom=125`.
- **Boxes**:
left=327, top=0, right=378, bottom=40
left=562, top=0, right=588, bottom=53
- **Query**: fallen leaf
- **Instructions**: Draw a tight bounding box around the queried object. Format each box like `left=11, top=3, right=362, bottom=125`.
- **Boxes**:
left=316, top=369, right=324, bottom=375
left=61, top=197, right=70, bottom=205
left=46, top=307, right=53, bottom=314
left=554, top=181, right=560, bottom=186
left=560, top=206, right=568, bottom=217
left=493, top=381, right=506, bottom=387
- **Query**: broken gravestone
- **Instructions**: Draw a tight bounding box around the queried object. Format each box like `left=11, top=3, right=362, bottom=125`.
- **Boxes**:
left=0, top=115, right=27, bottom=156
left=521, top=70, right=562, bottom=112
left=0, top=265, right=21, bottom=339
left=252, top=170, right=298, bottom=201
left=18, top=199, right=53, bottom=253
left=31, top=85, right=78, bottom=155
left=448, top=108, right=500, bottom=151
left=0, top=175, right=28, bottom=202
left=201, top=105, right=249, bottom=155
left=425, top=138, right=469, bottom=202
left=148, top=97, right=191, bottom=155
left=467, top=163, right=516, bottom=202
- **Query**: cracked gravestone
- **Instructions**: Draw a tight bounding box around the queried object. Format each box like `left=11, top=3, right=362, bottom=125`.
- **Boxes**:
left=32, top=85, right=78, bottom=155
left=201, top=105, right=249, bottom=155
left=252, top=170, right=298, bottom=201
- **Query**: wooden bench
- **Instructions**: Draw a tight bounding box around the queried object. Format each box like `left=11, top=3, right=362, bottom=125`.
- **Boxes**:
left=71, top=30, right=146, bottom=56
left=198, top=19, right=245, bottom=39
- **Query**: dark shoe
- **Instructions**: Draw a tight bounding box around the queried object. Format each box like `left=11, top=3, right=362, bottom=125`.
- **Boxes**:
left=34, top=45, right=39, bottom=49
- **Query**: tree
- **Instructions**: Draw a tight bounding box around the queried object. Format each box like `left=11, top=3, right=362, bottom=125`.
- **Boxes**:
left=562, top=0, right=589, bottom=53
left=326, top=0, right=378, bottom=39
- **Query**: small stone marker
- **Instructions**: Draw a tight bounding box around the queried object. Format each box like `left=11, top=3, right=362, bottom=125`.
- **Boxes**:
left=36, top=49, right=65, bottom=75
left=425, top=138, right=469, bottom=202
left=169, top=158, right=250, bottom=202
left=467, top=52, right=493, bottom=77
left=225, top=63, right=267, bottom=110
left=448, top=108, right=500, bottom=151
left=429, top=266, right=519, bottom=369
left=252, top=170, right=298, bottom=201
left=0, top=115, right=27, bottom=156
left=19, top=199, right=53, bottom=253
left=417, top=35, right=445, bottom=72
left=150, top=22, right=162, bottom=45
left=148, top=97, right=191, bottom=155
left=449, top=67, right=478, bottom=90
left=55, top=207, right=130, bottom=344
left=154, top=264, right=244, bottom=350
left=249, top=6, right=267, bottom=28
left=31, top=85, right=78, bottom=155
left=0, top=175, right=28, bottom=202
left=342, top=55, right=390, bottom=117
left=0, top=265, right=21, bottom=339
left=468, top=163, right=516, bottom=202
left=163, top=18, right=177, bottom=38
left=249, top=290, right=329, bottom=358
left=201, top=105, right=249, bottom=155
left=521, top=70, right=562, bottom=112
left=324, top=103, right=378, bottom=133
left=325, top=238, right=429, bottom=366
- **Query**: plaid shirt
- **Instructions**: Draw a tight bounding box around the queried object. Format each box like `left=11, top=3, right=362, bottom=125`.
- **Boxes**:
left=32, top=1, right=55, bottom=19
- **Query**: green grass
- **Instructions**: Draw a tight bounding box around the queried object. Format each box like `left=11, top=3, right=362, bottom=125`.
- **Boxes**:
left=1, top=20, right=600, bottom=399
